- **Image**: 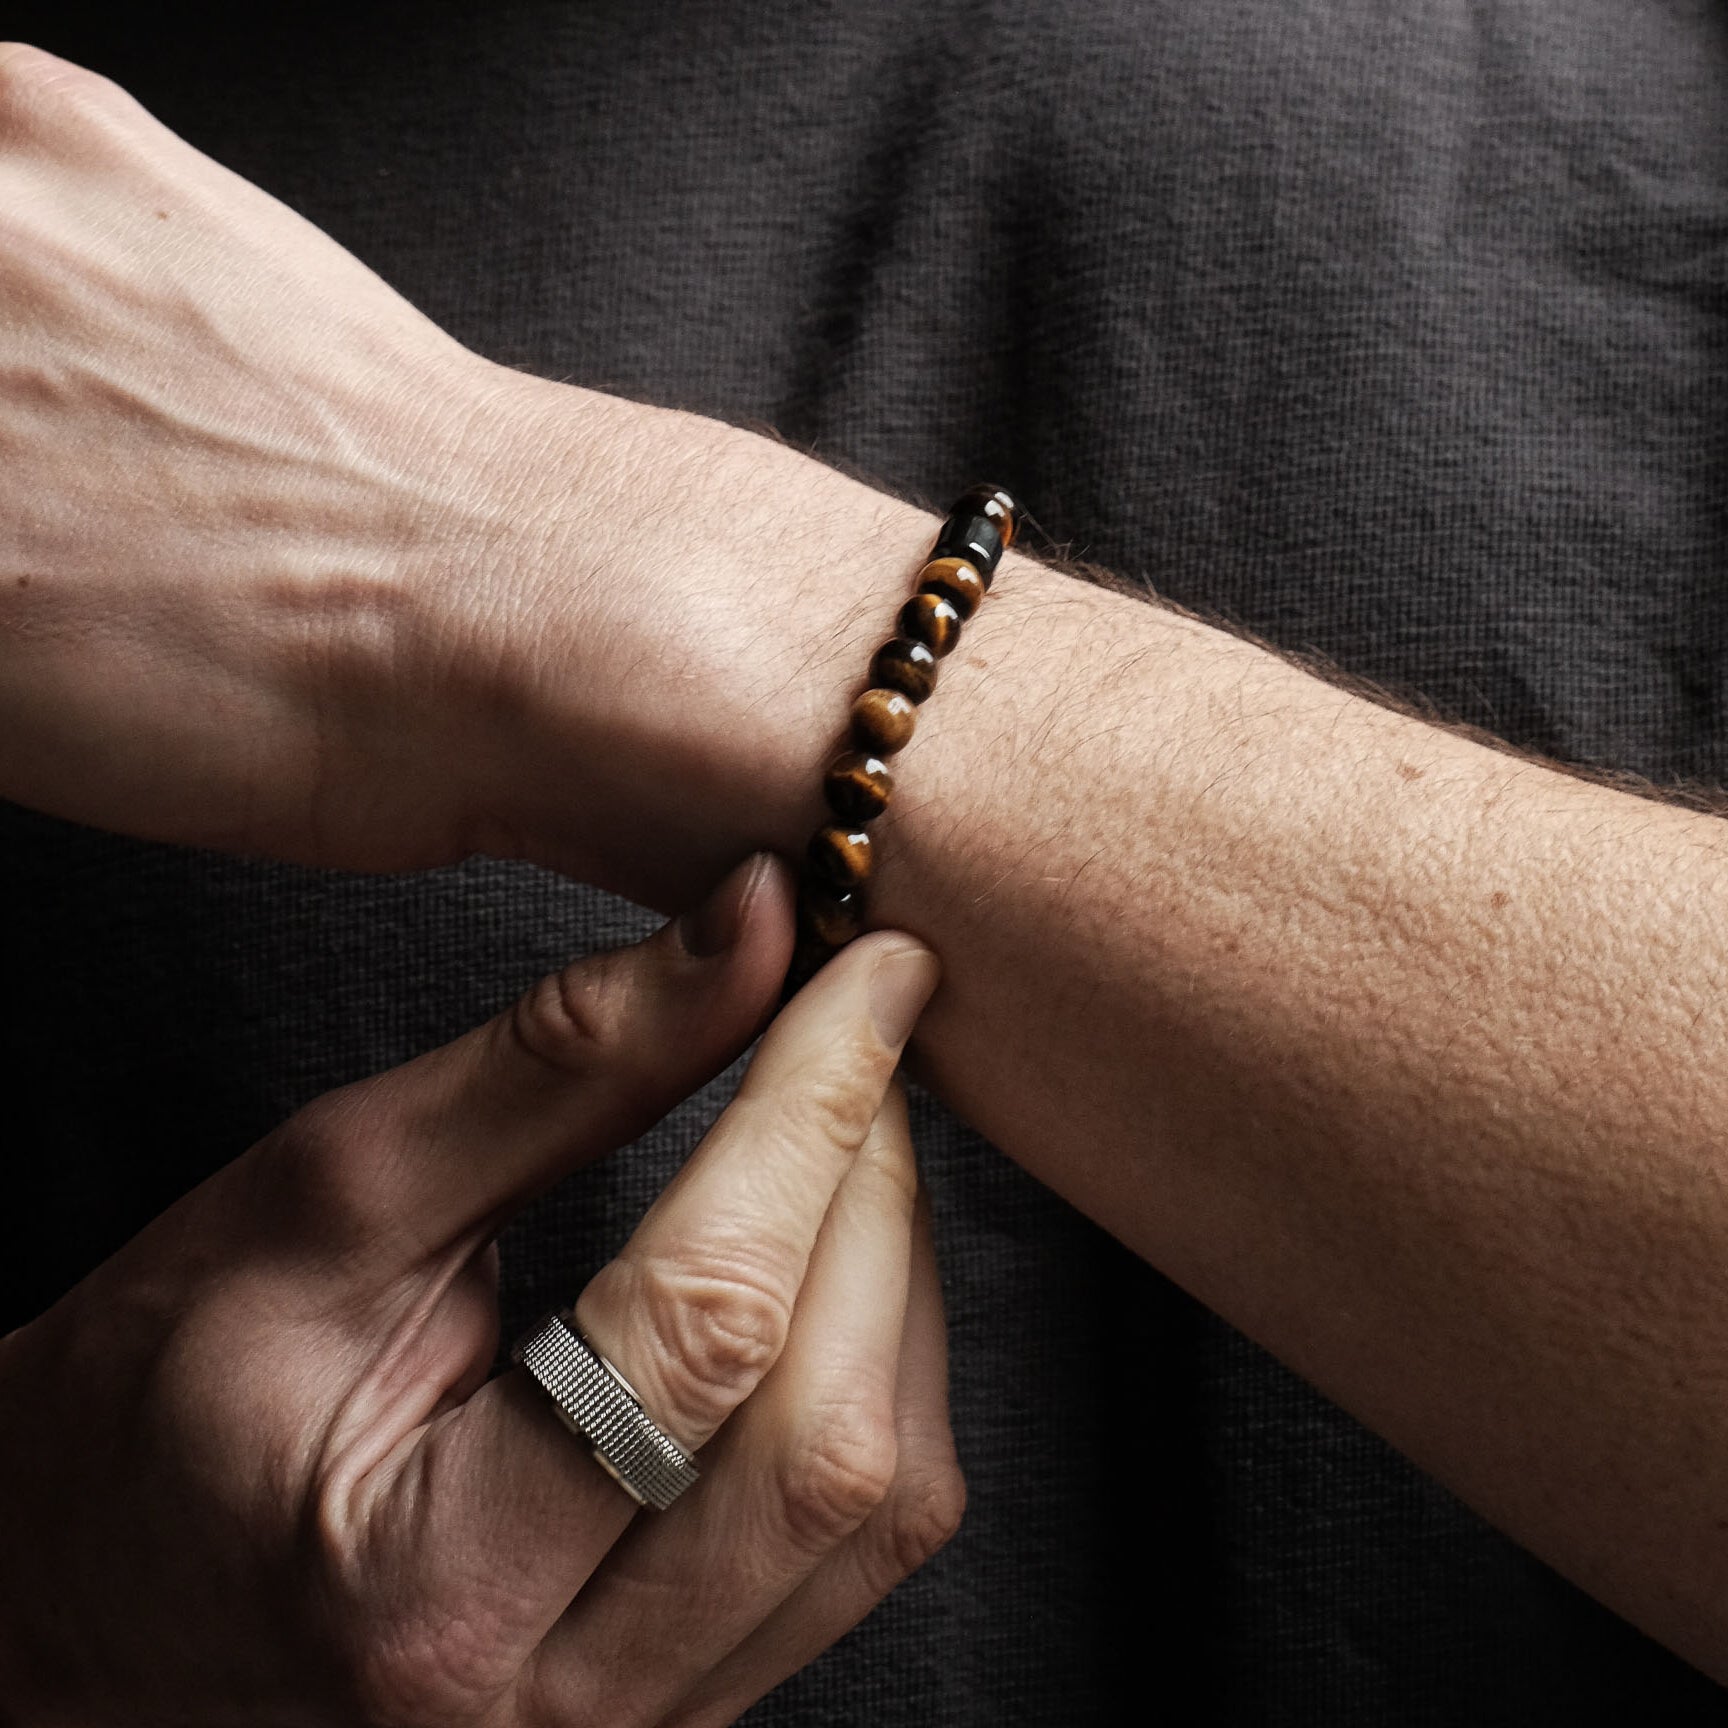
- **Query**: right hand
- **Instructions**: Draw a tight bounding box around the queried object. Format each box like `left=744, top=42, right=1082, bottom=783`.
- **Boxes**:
left=0, top=43, right=919, bottom=910
left=0, top=855, right=961, bottom=1725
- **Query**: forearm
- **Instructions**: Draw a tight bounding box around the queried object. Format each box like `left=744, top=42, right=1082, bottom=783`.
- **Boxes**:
left=897, top=549, right=1728, bottom=1680
left=493, top=397, right=1728, bottom=1678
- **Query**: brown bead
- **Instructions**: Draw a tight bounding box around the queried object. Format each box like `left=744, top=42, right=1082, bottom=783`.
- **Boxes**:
left=917, top=557, right=985, bottom=620
left=871, top=637, right=938, bottom=704
left=824, top=751, right=894, bottom=824
left=850, top=687, right=917, bottom=754
left=798, top=877, right=864, bottom=947
left=953, top=484, right=1019, bottom=548
left=899, top=591, right=963, bottom=657
left=808, top=823, right=872, bottom=892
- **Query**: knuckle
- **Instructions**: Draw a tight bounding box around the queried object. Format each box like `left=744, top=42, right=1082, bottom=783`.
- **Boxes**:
left=342, top=1619, right=506, bottom=1728
left=310, top=1457, right=521, bottom=1723
left=777, top=1401, right=899, bottom=1552
left=605, top=1248, right=795, bottom=1437
left=856, top=1121, right=920, bottom=1209
left=876, top=1452, right=968, bottom=1580
left=507, top=947, right=642, bottom=1081
left=774, top=1042, right=888, bottom=1157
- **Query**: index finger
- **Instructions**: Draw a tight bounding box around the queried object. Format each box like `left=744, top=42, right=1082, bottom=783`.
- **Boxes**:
left=573, top=929, right=940, bottom=1450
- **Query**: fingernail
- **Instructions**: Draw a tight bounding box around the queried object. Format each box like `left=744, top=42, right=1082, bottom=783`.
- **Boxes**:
left=869, top=942, right=941, bottom=1048
left=677, top=853, right=772, bottom=958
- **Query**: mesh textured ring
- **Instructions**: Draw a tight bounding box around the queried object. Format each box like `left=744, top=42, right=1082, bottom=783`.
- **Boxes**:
left=512, top=1310, right=699, bottom=1511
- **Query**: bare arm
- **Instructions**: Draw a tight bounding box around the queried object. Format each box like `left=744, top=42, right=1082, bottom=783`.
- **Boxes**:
left=905, top=540, right=1728, bottom=1674
left=498, top=407, right=1728, bottom=1681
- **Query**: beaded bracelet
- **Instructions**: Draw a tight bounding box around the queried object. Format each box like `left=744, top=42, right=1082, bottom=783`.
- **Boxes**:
left=782, top=483, right=1021, bottom=1000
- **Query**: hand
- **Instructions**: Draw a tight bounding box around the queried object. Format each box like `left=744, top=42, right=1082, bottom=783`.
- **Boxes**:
left=0, top=856, right=960, bottom=1725
left=0, top=42, right=910, bottom=906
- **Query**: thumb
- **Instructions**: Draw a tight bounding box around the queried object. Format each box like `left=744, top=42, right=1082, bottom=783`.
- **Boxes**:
left=279, top=851, right=794, bottom=1271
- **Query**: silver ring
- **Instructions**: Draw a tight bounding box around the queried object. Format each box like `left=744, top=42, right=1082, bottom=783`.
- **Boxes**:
left=511, top=1311, right=699, bottom=1510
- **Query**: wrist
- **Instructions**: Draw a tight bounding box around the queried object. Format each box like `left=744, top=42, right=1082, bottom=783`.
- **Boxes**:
left=433, top=372, right=947, bottom=908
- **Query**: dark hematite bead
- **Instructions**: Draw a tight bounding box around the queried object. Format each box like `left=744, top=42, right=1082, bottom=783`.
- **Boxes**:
left=898, top=591, right=963, bottom=657
left=917, top=557, right=985, bottom=620
left=871, top=637, right=938, bottom=704
left=798, top=877, right=864, bottom=948
left=850, top=687, right=917, bottom=754
left=824, top=751, right=894, bottom=824
left=808, top=823, right=872, bottom=892
left=932, top=511, right=1003, bottom=584
left=952, top=484, right=1019, bottom=549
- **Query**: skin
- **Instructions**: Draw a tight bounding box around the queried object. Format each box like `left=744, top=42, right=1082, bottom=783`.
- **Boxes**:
left=0, top=855, right=959, bottom=1725
left=6, top=33, right=1728, bottom=1704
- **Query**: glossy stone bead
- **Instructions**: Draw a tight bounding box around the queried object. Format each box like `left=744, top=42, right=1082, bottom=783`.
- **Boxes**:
left=850, top=686, right=917, bottom=754
left=932, top=511, right=1003, bottom=585
left=952, top=484, right=1019, bottom=549
left=808, top=823, right=872, bottom=892
left=798, top=877, right=864, bottom=948
left=871, top=637, right=938, bottom=704
left=898, top=591, right=963, bottom=657
left=823, top=751, right=894, bottom=824
left=917, top=557, right=985, bottom=620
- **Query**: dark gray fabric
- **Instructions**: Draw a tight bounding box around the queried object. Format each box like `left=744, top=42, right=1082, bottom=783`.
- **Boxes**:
left=7, top=0, right=1728, bottom=1718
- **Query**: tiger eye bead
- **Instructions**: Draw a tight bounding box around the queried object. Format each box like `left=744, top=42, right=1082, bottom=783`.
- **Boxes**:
left=917, top=557, right=986, bottom=620
left=850, top=687, right=917, bottom=754
left=823, top=751, right=894, bottom=824
left=932, top=513, right=1003, bottom=585
left=898, top=591, right=963, bottom=657
left=953, top=484, right=1019, bottom=548
left=797, top=878, right=864, bottom=948
left=808, top=824, right=872, bottom=892
left=870, top=637, right=938, bottom=704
